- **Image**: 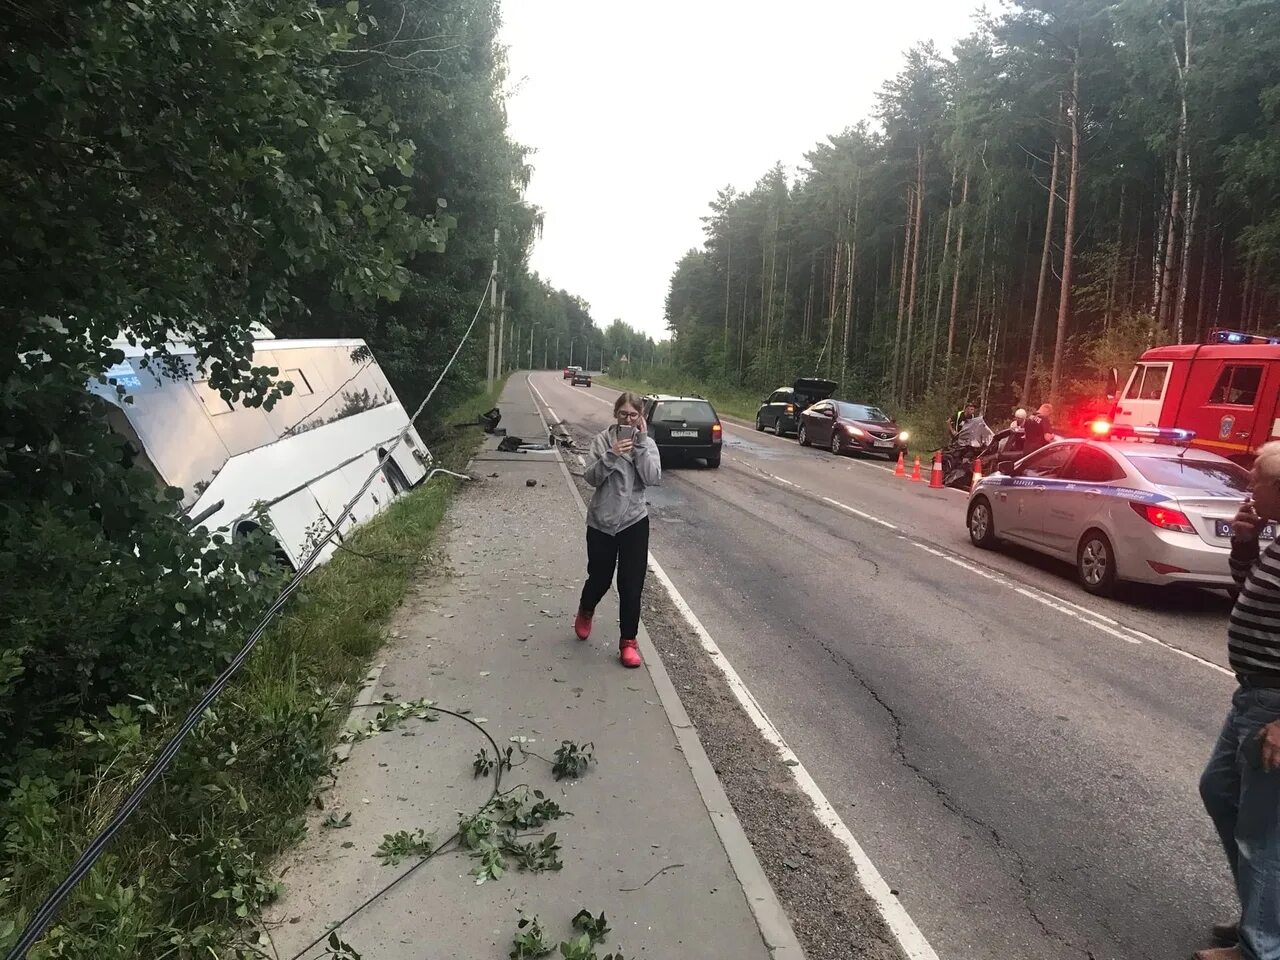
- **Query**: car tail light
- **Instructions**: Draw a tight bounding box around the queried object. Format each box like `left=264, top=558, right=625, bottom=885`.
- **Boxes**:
left=1130, top=501, right=1196, bottom=534
left=712, top=423, right=722, bottom=439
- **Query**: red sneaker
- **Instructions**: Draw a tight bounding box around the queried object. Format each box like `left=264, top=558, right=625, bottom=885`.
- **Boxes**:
left=574, top=610, right=593, bottom=641
left=619, top=639, right=642, bottom=668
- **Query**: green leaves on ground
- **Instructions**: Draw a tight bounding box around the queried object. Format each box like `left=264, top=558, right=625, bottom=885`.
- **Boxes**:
left=572, top=909, right=611, bottom=944
left=510, top=914, right=553, bottom=959
left=552, top=741, right=596, bottom=781
left=326, top=932, right=364, bottom=959
left=474, top=744, right=515, bottom=778
left=511, top=912, right=626, bottom=960
left=374, top=829, right=438, bottom=865
left=460, top=786, right=568, bottom=884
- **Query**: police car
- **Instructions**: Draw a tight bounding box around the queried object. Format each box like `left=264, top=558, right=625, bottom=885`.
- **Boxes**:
left=965, top=425, right=1259, bottom=596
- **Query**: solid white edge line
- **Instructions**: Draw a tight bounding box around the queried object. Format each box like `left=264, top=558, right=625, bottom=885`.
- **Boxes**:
left=644, top=556, right=941, bottom=960
left=1126, top=626, right=1235, bottom=676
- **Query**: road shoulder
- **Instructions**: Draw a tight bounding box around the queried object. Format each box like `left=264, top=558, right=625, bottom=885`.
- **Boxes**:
left=263, top=376, right=795, bottom=960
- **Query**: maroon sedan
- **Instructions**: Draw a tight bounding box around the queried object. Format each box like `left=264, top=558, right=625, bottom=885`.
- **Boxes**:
left=797, top=400, right=908, bottom=459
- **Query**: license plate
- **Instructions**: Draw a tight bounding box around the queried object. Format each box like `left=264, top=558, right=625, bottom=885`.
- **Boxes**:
left=1215, top=520, right=1277, bottom=540
left=670, top=430, right=698, bottom=438
left=873, top=439, right=894, bottom=447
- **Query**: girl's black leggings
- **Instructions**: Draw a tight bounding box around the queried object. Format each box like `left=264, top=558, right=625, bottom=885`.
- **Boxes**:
left=579, top=517, right=650, bottom=640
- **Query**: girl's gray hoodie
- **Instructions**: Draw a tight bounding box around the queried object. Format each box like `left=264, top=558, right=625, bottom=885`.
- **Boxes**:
left=583, top=424, right=661, bottom=535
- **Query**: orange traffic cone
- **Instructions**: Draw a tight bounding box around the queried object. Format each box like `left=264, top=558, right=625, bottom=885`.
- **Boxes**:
left=910, top=455, right=923, bottom=482
left=893, top=450, right=906, bottom=478
left=929, top=450, right=944, bottom=489
left=971, top=456, right=983, bottom=490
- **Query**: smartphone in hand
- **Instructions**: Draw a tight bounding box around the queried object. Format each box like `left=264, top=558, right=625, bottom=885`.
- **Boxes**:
left=617, top=425, right=636, bottom=442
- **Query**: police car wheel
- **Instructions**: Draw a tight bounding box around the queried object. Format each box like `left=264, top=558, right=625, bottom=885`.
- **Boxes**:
left=967, top=497, right=998, bottom=548
left=1077, top=530, right=1118, bottom=597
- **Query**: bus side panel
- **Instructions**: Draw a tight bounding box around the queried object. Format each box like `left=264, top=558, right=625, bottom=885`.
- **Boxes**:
left=268, top=489, right=339, bottom=569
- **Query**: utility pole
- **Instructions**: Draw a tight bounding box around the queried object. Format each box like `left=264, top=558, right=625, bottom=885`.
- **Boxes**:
left=486, top=227, right=499, bottom=390
left=554, top=334, right=560, bottom=369
left=496, top=288, right=506, bottom=378
left=528, top=325, right=536, bottom=369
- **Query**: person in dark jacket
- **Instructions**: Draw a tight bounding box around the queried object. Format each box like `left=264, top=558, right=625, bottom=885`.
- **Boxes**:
left=1022, top=403, right=1055, bottom=453
left=574, top=391, right=661, bottom=668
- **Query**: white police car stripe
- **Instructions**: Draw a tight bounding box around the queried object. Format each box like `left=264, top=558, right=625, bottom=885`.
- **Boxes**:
left=974, top=475, right=1172, bottom=504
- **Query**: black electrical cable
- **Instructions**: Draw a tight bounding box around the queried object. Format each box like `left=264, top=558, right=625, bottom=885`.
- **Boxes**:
left=6, top=277, right=494, bottom=960
left=286, top=705, right=506, bottom=960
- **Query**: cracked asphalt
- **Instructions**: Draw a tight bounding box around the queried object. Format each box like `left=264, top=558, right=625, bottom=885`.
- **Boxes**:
left=534, top=372, right=1240, bottom=960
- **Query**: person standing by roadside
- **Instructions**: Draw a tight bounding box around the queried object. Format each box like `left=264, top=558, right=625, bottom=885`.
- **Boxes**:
left=1022, top=403, right=1055, bottom=454
left=1010, top=408, right=1028, bottom=434
left=574, top=392, right=661, bottom=668
left=948, top=402, right=977, bottom=439
left=1199, top=442, right=1280, bottom=960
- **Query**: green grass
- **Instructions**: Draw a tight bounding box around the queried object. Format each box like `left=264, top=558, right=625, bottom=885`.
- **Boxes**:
left=1, top=377, right=507, bottom=959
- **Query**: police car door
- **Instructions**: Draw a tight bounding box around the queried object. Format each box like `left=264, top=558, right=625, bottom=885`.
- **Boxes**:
left=1001, top=445, right=1077, bottom=545
left=1042, top=445, right=1125, bottom=556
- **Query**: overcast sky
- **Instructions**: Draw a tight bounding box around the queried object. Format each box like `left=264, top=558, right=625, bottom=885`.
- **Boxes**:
left=500, top=2, right=991, bottom=340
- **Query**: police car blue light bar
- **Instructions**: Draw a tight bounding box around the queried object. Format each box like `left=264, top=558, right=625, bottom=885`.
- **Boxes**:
left=1090, top=421, right=1196, bottom=443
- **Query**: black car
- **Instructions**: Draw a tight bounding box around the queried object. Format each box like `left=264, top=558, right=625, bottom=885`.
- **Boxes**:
left=571, top=370, right=592, bottom=387
left=755, top=377, right=837, bottom=436
left=642, top=394, right=723, bottom=468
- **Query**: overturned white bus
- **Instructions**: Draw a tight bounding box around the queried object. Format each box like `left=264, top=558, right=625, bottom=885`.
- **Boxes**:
left=88, top=328, right=429, bottom=569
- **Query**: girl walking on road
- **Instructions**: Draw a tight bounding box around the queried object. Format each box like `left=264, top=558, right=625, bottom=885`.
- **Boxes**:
left=575, top=392, right=661, bottom=668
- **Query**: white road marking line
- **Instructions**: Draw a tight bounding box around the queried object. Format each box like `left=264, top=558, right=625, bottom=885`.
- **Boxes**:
left=912, top=542, right=1139, bottom=643
left=1012, top=588, right=1141, bottom=645
left=820, top=494, right=899, bottom=530
left=1124, top=626, right=1234, bottom=676
left=645, top=557, right=941, bottom=960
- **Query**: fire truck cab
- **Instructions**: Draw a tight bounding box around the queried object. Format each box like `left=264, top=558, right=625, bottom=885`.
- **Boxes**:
left=1112, top=330, right=1280, bottom=465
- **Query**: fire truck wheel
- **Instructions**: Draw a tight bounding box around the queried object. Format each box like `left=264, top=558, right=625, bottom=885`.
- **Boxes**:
left=1077, top=529, right=1117, bottom=597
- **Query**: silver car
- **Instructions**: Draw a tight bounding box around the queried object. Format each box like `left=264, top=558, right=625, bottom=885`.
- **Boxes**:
left=965, top=437, right=1264, bottom=596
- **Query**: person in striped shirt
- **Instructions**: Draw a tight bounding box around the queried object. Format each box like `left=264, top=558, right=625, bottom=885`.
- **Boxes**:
left=1200, top=442, right=1280, bottom=960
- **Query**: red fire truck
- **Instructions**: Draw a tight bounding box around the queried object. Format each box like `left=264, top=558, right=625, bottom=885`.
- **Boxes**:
left=1109, top=330, right=1280, bottom=464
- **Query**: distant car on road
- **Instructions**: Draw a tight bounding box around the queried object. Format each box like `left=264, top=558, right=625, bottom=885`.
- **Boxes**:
left=755, top=378, right=837, bottom=436
left=966, top=427, right=1255, bottom=596
left=796, top=400, right=909, bottom=459
left=571, top=370, right=592, bottom=387
left=642, top=394, right=723, bottom=468
left=562, top=365, right=581, bottom=380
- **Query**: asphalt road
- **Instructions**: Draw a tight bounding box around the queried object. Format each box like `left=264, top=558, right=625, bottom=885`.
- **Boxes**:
left=529, top=371, right=1239, bottom=960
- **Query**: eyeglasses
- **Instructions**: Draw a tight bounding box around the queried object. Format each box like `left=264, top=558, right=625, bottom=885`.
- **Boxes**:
left=615, top=410, right=641, bottom=421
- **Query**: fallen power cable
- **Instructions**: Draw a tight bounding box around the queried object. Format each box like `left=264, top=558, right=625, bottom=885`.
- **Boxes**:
left=6, top=278, right=494, bottom=960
